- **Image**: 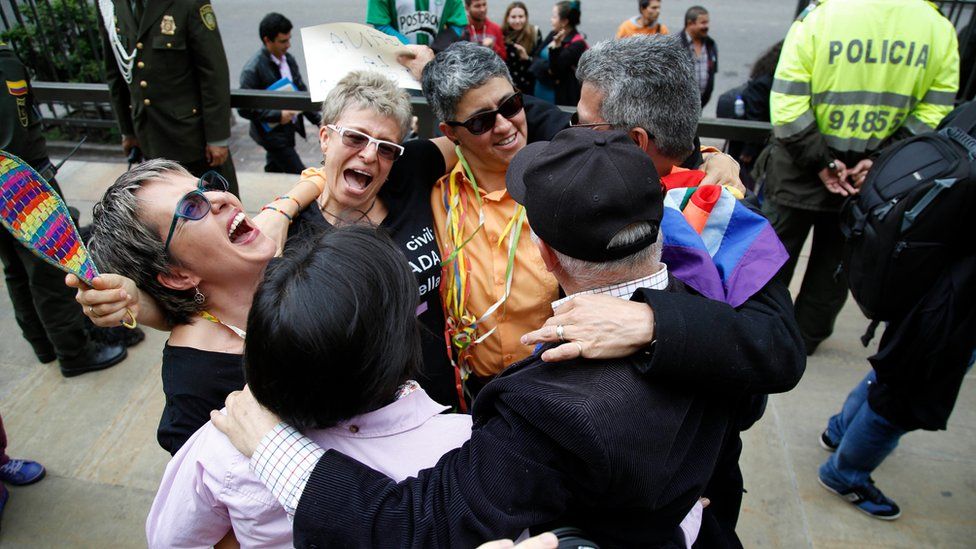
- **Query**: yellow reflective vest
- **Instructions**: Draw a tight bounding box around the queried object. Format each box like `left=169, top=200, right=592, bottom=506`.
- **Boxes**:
left=771, top=0, right=959, bottom=155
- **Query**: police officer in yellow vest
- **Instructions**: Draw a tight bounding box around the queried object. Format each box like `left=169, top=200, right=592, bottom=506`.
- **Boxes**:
left=758, top=0, right=958, bottom=355
left=97, top=0, right=238, bottom=195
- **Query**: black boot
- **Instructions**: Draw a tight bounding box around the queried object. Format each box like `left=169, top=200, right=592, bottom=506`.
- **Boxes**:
left=59, top=340, right=127, bottom=378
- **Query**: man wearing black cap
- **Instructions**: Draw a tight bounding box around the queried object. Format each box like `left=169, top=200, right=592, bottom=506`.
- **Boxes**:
left=213, top=128, right=739, bottom=548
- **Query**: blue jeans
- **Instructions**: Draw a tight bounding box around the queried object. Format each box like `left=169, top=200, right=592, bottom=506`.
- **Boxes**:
left=819, top=370, right=907, bottom=489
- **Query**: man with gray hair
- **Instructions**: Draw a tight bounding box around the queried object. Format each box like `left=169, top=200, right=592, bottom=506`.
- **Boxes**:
left=214, top=128, right=739, bottom=547
left=572, top=34, right=705, bottom=178
left=524, top=34, right=802, bottom=548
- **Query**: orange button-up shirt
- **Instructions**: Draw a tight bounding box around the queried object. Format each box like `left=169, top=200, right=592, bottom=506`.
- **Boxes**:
left=431, top=163, right=559, bottom=379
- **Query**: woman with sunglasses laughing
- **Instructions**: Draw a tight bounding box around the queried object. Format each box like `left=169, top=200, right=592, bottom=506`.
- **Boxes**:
left=83, top=161, right=282, bottom=456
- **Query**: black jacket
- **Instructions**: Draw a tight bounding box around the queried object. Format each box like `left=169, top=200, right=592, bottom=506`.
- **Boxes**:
left=0, top=46, right=47, bottom=166
left=238, top=49, right=321, bottom=150
left=535, top=30, right=587, bottom=106
left=678, top=31, right=718, bottom=106
left=292, top=278, right=804, bottom=547
left=868, top=255, right=976, bottom=432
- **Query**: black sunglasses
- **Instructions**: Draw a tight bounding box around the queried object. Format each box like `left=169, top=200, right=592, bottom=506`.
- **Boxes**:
left=163, top=171, right=229, bottom=253
left=446, top=92, right=524, bottom=135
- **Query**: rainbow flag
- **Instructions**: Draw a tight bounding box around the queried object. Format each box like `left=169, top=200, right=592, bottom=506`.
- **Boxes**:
left=0, top=151, right=99, bottom=283
left=660, top=171, right=787, bottom=307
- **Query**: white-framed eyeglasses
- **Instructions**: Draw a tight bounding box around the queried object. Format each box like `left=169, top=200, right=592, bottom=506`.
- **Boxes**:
left=326, top=124, right=405, bottom=161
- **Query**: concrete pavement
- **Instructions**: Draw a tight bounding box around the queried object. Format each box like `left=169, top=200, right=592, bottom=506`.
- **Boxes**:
left=0, top=160, right=973, bottom=547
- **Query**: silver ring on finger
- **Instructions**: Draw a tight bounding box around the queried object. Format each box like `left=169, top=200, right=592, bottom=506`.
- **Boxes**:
left=555, top=324, right=566, bottom=342
left=87, top=305, right=100, bottom=318
left=574, top=342, right=584, bottom=357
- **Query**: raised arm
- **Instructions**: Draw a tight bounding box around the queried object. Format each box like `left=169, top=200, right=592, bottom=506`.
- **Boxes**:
left=252, top=177, right=322, bottom=254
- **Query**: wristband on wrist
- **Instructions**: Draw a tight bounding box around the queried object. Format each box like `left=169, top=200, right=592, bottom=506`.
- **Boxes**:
left=261, top=205, right=293, bottom=222
left=276, top=195, right=302, bottom=209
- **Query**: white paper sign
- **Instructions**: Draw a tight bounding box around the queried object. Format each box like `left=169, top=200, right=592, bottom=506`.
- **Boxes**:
left=301, top=22, right=422, bottom=102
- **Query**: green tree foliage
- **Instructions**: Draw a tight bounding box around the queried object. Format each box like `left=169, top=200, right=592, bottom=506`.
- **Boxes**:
left=1, top=0, right=104, bottom=82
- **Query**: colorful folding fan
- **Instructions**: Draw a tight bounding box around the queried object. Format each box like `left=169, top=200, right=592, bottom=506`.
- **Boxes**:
left=0, top=150, right=136, bottom=327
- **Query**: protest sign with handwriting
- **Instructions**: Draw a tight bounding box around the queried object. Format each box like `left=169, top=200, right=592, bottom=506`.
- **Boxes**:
left=301, top=22, right=421, bottom=101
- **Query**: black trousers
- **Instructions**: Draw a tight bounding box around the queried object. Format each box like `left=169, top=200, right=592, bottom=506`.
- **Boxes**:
left=264, top=146, right=305, bottom=175
left=761, top=198, right=848, bottom=352
left=0, top=170, right=88, bottom=361
left=182, top=152, right=240, bottom=198
left=694, top=433, right=745, bottom=549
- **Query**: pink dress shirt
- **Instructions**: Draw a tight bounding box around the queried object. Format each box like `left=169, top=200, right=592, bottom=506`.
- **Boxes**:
left=146, top=388, right=471, bottom=548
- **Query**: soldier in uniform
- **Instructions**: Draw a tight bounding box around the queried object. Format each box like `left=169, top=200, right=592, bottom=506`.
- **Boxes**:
left=96, top=0, right=239, bottom=195
left=0, top=42, right=130, bottom=376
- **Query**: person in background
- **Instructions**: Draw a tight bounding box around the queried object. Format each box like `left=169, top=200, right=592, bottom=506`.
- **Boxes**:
left=463, top=0, right=507, bottom=60
left=96, top=0, right=239, bottom=195
left=760, top=0, right=957, bottom=358
left=723, top=40, right=783, bottom=189
left=502, top=2, right=542, bottom=93
left=678, top=5, right=717, bottom=107
left=239, top=13, right=322, bottom=175
left=533, top=1, right=587, bottom=106
left=367, top=0, right=468, bottom=50
left=146, top=227, right=473, bottom=548
left=0, top=412, right=46, bottom=529
left=0, top=41, right=133, bottom=377
left=615, top=0, right=668, bottom=39
left=760, top=0, right=957, bottom=521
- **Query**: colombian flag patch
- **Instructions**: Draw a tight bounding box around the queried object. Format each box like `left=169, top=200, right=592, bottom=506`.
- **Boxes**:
left=6, top=80, right=27, bottom=96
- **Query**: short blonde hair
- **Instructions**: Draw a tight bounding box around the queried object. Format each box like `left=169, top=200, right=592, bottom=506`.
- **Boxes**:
left=320, top=71, right=413, bottom=139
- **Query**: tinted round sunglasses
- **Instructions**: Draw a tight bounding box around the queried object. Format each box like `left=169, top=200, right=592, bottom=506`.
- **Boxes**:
left=446, top=91, right=524, bottom=135
left=326, top=124, right=405, bottom=160
left=163, top=170, right=229, bottom=253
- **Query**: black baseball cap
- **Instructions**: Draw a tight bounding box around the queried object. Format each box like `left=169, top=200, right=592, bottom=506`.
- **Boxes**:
left=506, top=127, right=663, bottom=262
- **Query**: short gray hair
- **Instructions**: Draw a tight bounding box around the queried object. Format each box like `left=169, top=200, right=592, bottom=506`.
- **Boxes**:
left=320, top=71, right=413, bottom=139
left=88, top=159, right=199, bottom=327
left=421, top=41, right=513, bottom=123
left=550, top=223, right=663, bottom=291
left=576, top=35, right=700, bottom=161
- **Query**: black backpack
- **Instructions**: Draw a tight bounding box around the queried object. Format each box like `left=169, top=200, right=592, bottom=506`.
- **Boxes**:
left=840, top=102, right=976, bottom=335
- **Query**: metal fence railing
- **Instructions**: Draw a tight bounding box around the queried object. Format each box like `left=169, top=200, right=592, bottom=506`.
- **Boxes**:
left=11, top=2, right=971, bottom=146
left=30, top=82, right=776, bottom=144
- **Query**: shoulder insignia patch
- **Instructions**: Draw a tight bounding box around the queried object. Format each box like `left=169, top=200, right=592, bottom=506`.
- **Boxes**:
left=6, top=79, right=27, bottom=96
left=199, top=4, right=217, bottom=31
